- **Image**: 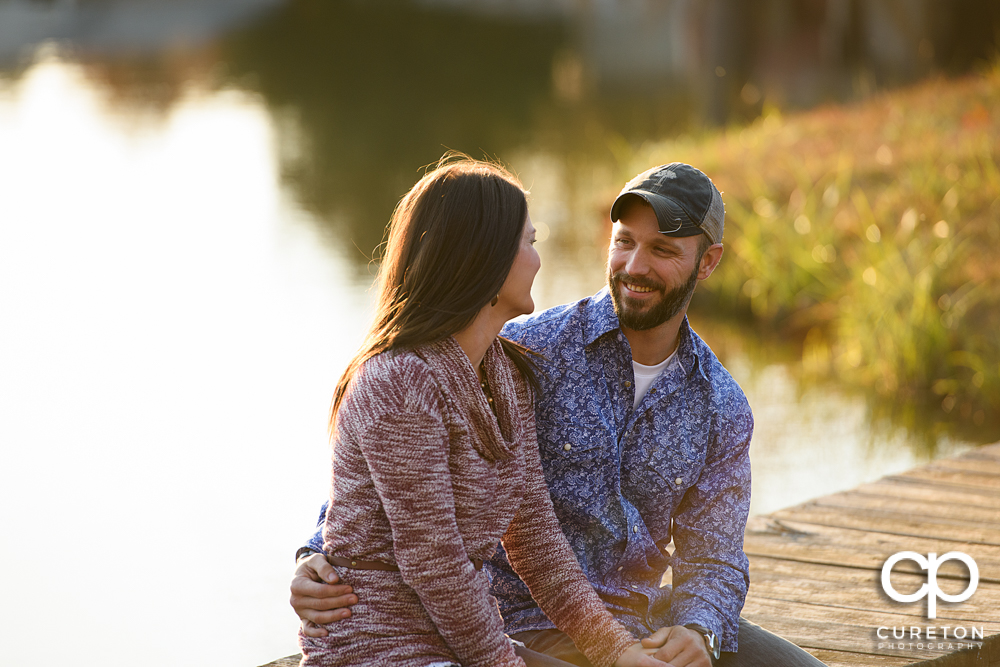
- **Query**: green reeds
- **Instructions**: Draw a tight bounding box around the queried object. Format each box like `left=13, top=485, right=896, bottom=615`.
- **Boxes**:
left=620, top=67, right=1000, bottom=442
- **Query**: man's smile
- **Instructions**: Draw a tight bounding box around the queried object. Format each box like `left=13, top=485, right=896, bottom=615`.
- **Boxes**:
left=614, top=274, right=664, bottom=301
left=622, top=282, right=656, bottom=294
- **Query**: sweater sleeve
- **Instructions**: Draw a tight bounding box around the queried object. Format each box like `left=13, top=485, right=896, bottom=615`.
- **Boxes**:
left=358, top=406, right=524, bottom=667
left=501, top=414, right=636, bottom=667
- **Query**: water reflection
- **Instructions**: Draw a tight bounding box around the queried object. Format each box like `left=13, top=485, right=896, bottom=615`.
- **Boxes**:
left=692, top=318, right=975, bottom=516
left=219, top=0, right=571, bottom=258
left=0, top=58, right=358, bottom=667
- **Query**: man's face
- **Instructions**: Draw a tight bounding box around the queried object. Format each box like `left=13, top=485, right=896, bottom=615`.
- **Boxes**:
left=606, top=202, right=705, bottom=332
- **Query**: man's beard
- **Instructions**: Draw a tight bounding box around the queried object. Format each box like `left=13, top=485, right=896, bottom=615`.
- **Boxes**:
left=607, top=262, right=699, bottom=331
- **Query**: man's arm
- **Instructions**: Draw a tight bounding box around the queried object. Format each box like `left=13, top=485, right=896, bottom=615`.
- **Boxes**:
left=299, top=501, right=328, bottom=557
left=636, top=400, right=752, bottom=667
left=290, top=500, right=356, bottom=637
left=667, top=399, right=753, bottom=652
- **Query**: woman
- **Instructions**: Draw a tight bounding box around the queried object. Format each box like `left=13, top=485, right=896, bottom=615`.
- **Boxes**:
left=299, top=157, right=665, bottom=667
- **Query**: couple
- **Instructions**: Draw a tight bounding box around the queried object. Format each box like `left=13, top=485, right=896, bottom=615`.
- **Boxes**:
left=294, top=156, right=824, bottom=667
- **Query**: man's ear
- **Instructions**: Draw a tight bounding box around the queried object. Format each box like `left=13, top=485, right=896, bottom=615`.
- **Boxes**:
left=697, top=244, right=724, bottom=280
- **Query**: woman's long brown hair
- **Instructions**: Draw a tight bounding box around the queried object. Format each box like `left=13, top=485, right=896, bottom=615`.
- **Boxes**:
left=330, top=155, right=539, bottom=431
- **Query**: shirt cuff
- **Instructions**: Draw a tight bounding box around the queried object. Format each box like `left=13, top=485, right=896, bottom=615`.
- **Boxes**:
left=295, top=546, right=317, bottom=562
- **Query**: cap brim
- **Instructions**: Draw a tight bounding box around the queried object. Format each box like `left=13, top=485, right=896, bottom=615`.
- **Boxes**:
left=611, top=191, right=704, bottom=237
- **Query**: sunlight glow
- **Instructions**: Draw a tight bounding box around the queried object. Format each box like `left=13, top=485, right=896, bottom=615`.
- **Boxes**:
left=0, top=58, right=364, bottom=667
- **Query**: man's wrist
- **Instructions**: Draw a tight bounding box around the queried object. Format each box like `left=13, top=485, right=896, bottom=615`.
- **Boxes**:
left=683, top=624, right=721, bottom=661
left=295, top=547, right=317, bottom=563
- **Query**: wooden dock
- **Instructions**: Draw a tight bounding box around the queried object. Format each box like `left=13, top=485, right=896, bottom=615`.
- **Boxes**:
left=260, top=443, right=1000, bottom=667
left=739, top=441, right=1000, bottom=666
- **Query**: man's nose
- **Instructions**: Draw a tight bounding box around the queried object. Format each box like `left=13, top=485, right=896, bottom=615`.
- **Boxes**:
left=624, top=249, right=650, bottom=276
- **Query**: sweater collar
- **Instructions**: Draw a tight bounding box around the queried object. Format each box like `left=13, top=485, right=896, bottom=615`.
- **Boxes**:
left=418, top=336, right=523, bottom=462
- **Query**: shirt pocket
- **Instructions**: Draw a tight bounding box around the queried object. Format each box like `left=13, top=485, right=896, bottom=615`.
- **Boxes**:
left=539, top=419, right=608, bottom=460
left=644, top=448, right=693, bottom=494
left=634, top=438, right=699, bottom=536
left=536, top=420, right=614, bottom=508
left=640, top=419, right=706, bottom=494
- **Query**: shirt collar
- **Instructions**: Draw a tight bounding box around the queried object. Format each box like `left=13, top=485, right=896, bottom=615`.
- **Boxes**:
left=583, top=288, right=709, bottom=383
left=673, top=316, right=710, bottom=383
left=582, top=287, right=619, bottom=346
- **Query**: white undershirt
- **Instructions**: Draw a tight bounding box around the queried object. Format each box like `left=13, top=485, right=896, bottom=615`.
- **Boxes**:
left=632, top=350, right=677, bottom=409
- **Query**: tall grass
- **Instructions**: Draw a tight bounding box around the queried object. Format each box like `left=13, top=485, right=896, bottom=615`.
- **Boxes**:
left=619, top=66, right=1000, bottom=442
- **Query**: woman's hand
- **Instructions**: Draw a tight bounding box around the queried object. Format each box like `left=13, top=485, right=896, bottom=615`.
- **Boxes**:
left=613, top=642, right=674, bottom=667
left=289, top=553, right=358, bottom=637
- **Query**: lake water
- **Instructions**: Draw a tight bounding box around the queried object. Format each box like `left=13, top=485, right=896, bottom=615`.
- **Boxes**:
left=0, top=56, right=986, bottom=667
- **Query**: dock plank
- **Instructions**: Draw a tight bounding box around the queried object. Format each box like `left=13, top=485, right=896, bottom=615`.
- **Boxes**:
left=857, top=478, right=1000, bottom=509
left=808, top=491, right=1000, bottom=525
left=955, top=443, right=1000, bottom=460
left=744, top=517, right=1000, bottom=580
left=893, top=467, right=1000, bottom=491
left=740, top=597, right=985, bottom=660
left=928, top=457, right=1000, bottom=476
left=768, top=503, right=1000, bottom=546
left=258, top=658, right=298, bottom=667
left=804, top=648, right=916, bottom=666
left=745, top=557, right=1000, bottom=624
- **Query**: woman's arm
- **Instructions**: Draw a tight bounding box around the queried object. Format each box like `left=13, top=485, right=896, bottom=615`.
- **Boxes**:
left=358, top=407, right=523, bottom=667
left=501, top=413, right=636, bottom=667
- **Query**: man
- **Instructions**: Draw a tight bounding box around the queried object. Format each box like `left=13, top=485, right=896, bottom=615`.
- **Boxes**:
left=292, top=164, right=824, bottom=667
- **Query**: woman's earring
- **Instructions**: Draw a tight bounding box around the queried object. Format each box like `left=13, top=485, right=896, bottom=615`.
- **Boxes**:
left=490, top=294, right=499, bottom=307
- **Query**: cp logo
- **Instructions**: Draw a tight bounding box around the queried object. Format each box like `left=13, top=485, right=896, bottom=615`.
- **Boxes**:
left=881, top=551, right=979, bottom=618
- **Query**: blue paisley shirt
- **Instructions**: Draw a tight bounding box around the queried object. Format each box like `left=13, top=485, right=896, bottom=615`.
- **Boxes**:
left=304, top=288, right=752, bottom=651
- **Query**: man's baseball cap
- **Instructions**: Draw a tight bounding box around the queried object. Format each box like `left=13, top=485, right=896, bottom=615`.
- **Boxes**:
left=610, top=163, right=725, bottom=244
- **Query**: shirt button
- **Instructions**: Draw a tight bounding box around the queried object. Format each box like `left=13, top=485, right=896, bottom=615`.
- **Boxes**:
left=675, top=477, right=683, bottom=485
left=632, top=525, right=638, bottom=533
left=617, top=566, right=623, bottom=571
left=624, top=381, right=632, bottom=388
left=649, top=388, right=656, bottom=394
left=563, top=443, right=572, bottom=451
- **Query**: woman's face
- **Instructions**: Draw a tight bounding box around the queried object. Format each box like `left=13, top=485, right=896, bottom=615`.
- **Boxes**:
left=496, top=214, right=540, bottom=319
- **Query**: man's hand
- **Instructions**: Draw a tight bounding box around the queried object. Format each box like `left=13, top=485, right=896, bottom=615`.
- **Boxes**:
left=290, top=553, right=357, bottom=638
left=613, top=642, right=674, bottom=667
left=641, top=626, right=712, bottom=667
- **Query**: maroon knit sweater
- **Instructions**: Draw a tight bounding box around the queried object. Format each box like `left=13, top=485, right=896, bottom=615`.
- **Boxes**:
left=299, top=336, right=636, bottom=667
